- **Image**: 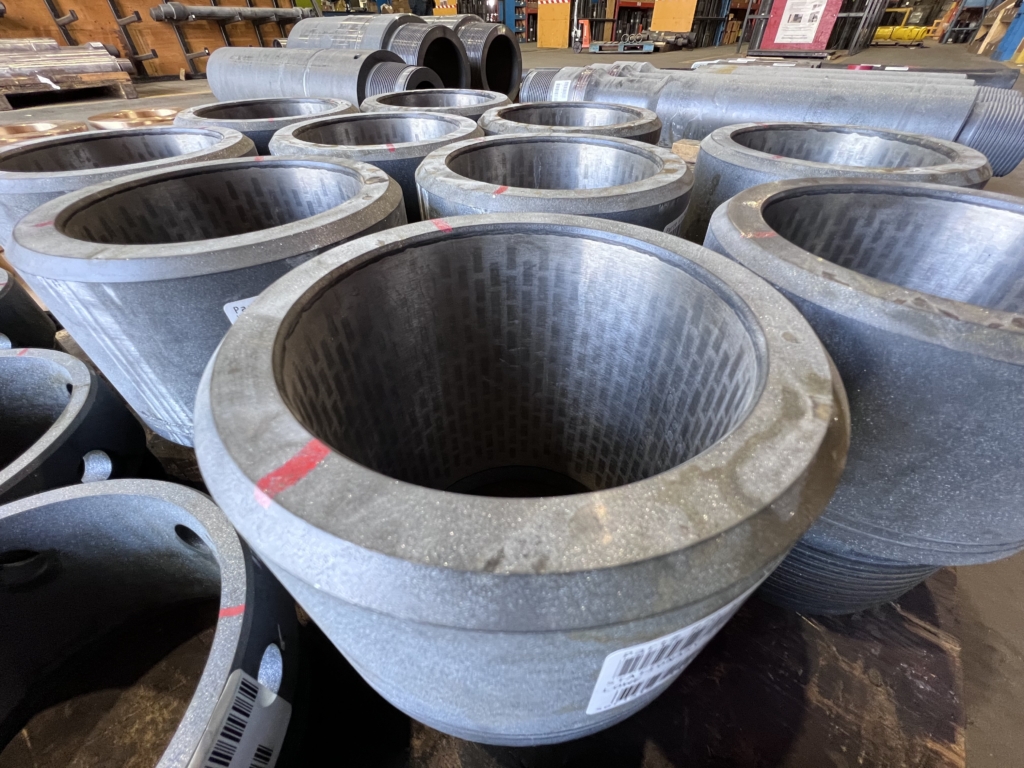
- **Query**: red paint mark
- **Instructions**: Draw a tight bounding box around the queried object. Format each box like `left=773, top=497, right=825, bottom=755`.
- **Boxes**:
left=494, top=185, right=509, bottom=195
left=385, top=143, right=396, bottom=153
left=32, top=220, right=53, bottom=228
left=743, top=231, right=777, bottom=239
left=16, top=348, right=28, bottom=356
left=219, top=604, right=245, bottom=619
left=254, top=438, right=330, bottom=507
left=254, top=155, right=267, bottom=161
left=431, top=219, right=453, bottom=233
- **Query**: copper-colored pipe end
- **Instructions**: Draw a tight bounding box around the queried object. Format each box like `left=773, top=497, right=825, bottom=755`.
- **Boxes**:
left=0, top=121, right=89, bottom=145
left=86, top=108, right=181, bottom=130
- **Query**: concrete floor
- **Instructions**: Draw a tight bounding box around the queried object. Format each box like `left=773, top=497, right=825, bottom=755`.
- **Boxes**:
left=0, top=40, right=1021, bottom=768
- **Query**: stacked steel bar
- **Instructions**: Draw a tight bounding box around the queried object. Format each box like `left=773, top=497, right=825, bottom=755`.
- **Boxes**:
left=0, top=42, right=133, bottom=77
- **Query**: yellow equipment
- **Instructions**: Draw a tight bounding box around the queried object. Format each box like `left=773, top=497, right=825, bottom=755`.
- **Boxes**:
left=873, top=7, right=929, bottom=42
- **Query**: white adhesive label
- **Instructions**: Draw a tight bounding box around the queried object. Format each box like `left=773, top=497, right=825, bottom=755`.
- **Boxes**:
left=190, top=670, right=291, bottom=768
left=586, top=584, right=759, bottom=715
left=223, top=296, right=257, bottom=324
left=551, top=79, right=572, bottom=101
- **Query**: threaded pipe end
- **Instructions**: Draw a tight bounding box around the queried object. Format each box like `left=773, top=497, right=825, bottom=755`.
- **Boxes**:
left=957, top=86, right=1024, bottom=176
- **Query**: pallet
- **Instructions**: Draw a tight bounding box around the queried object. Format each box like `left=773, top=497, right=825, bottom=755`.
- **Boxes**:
left=588, top=41, right=656, bottom=52
left=0, top=70, right=137, bottom=111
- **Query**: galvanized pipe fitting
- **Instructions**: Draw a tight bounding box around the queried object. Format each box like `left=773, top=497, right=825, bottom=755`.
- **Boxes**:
left=416, top=134, right=693, bottom=233
left=174, top=97, right=355, bottom=155
left=0, top=268, right=54, bottom=349
left=360, top=88, right=510, bottom=120
left=681, top=122, right=993, bottom=243
left=194, top=213, right=848, bottom=745
left=0, top=126, right=254, bottom=247
left=0, top=479, right=300, bottom=767
left=426, top=18, right=522, bottom=96
left=479, top=101, right=662, bottom=143
left=6, top=157, right=406, bottom=446
left=704, top=179, right=1024, bottom=612
left=387, top=23, right=470, bottom=88
left=269, top=111, right=482, bottom=223
left=205, top=47, right=441, bottom=107
left=0, top=348, right=146, bottom=504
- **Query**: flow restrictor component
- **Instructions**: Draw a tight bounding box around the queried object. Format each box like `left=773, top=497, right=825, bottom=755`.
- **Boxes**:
left=680, top=122, right=993, bottom=243
left=705, top=179, right=1024, bottom=613
left=194, top=213, right=848, bottom=745
left=0, top=126, right=255, bottom=247
left=174, top=98, right=356, bottom=155
left=416, top=134, right=693, bottom=234
left=205, top=47, right=441, bottom=107
left=0, top=348, right=146, bottom=504
left=0, top=479, right=300, bottom=768
left=426, top=16, right=522, bottom=97
left=360, top=88, right=511, bottom=121
left=269, top=111, right=481, bottom=223
left=0, top=268, right=55, bottom=350
left=6, top=157, right=406, bottom=447
left=479, top=101, right=662, bottom=144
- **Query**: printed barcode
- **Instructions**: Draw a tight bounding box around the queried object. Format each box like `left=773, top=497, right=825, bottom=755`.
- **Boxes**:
left=204, top=678, right=260, bottom=768
left=611, top=660, right=689, bottom=705
left=250, top=745, right=274, bottom=768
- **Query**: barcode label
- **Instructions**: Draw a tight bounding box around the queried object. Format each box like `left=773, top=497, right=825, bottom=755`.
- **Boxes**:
left=585, top=582, right=761, bottom=715
left=223, top=296, right=257, bottom=324
left=551, top=79, right=571, bottom=100
left=189, top=670, right=291, bottom=768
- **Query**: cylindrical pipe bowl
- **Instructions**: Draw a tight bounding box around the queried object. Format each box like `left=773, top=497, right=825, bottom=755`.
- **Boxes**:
left=174, top=97, right=355, bottom=154
left=0, top=479, right=300, bottom=767
left=269, top=111, right=482, bottom=223
left=0, top=126, right=255, bottom=247
left=6, top=157, right=406, bottom=446
left=194, top=214, right=848, bottom=745
left=681, top=122, right=993, bottom=243
left=416, top=135, right=693, bottom=233
left=361, top=88, right=511, bottom=121
left=479, top=101, right=662, bottom=143
left=705, top=179, right=1024, bottom=613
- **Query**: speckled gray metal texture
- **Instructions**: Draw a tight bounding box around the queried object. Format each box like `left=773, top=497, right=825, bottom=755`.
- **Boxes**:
left=0, top=268, right=55, bottom=349
left=0, top=479, right=299, bottom=767
left=360, top=88, right=511, bottom=120
left=479, top=101, right=662, bottom=144
left=416, top=134, right=693, bottom=234
left=6, top=156, right=406, bottom=446
left=0, top=126, right=255, bottom=247
left=269, top=111, right=481, bottom=223
left=680, top=122, right=993, bottom=243
left=287, top=13, right=423, bottom=51
left=174, top=97, right=355, bottom=155
left=193, top=213, right=849, bottom=744
left=705, top=178, right=1024, bottom=577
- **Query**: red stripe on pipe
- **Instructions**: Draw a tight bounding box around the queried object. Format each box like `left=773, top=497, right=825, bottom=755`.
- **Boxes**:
left=254, top=438, right=330, bottom=507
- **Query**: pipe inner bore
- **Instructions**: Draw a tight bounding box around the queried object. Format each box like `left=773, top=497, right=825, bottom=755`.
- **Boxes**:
left=423, top=39, right=465, bottom=89
left=484, top=35, right=516, bottom=95
left=293, top=115, right=460, bottom=146
left=732, top=127, right=957, bottom=168
left=447, top=139, right=662, bottom=190
left=376, top=90, right=492, bottom=109
left=0, top=357, right=71, bottom=470
left=506, top=104, right=638, bottom=128
left=0, top=130, right=222, bottom=174
left=192, top=98, right=336, bottom=121
left=276, top=232, right=763, bottom=496
left=60, top=164, right=363, bottom=244
left=763, top=190, right=1024, bottom=313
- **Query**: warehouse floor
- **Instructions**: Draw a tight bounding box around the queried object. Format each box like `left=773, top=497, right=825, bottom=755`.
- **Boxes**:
left=0, top=40, right=1021, bottom=768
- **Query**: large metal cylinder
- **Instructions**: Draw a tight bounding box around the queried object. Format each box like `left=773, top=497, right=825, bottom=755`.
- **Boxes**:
left=704, top=178, right=1024, bottom=613
left=0, top=126, right=254, bottom=247
left=360, top=88, right=510, bottom=120
left=288, top=13, right=422, bottom=51
left=0, top=479, right=300, bottom=767
left=174, top=97, right=355, bottom=154
left=6, top=157, right=406, bottom=446
left=0, top=348, right=146, bottom=504
left=479, top=101, right=662, bottom=143
left=269, top=111, right=481, bottom=223
left=150, top=1, right=311, bottom=21
left=0, top=268, right=54, bottom=349
left=425, top=17, right=522, bottom=96
left=681, top=122, right=993, bottom=243
left=416, top=135, right=693, bottom=233
left=194, top=213, right=848, bottom=746
left=205, top=47, right=441, bottom=106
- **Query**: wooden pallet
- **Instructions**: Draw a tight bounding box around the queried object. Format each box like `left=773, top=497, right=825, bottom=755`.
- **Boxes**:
left=0, top=69, right=137, bottom=111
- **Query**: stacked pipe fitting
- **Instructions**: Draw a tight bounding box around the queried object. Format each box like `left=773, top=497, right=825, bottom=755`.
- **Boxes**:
left=425, top=13, right=522, bottom=96
left=360, top=88, right=511, bottom=120
left=705, top=179, right=1024, bottom=614
left=479, top=101, right=662, bottom=143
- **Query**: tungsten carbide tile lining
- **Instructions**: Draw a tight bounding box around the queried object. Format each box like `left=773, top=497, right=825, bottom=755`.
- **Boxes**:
left=0, top=479, right=300, bottom=768
left=479, top=101, right=662, bottom=144
left=360, top=89, right=511, bottom=120
left=193, top=214, right=849, bottom=744
left=6, top=156, right=405, bottom=446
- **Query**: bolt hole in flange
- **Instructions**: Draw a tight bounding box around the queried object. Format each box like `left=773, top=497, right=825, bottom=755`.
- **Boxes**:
left=79, top=450, right=112, bottom=483
left=257, top=643, right=283, bottom=694
left=175, top=524, right=211, bottom=555
left=0, top=548, right=52, bottom=590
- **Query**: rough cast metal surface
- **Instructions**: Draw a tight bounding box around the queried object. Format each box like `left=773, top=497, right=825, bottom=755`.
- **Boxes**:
left=360, top=88, right=511, bottom=120
left=705, top=179, right=1024, bottom=610
left=0, top=348, right=145, bottom=503
left=205, top=47, right=439, bottom=107
left=519, top=65, right=1024, bottom=175
left=0, top=126, right=254, bottom=247
left=479, top=101, right=662, bottom=144
left=416, top=134, right=693, bottom=234
left=680, top=122, right=993, bottom=243
left=269, top=111, right=481, bottom=223
left=6, top=156, right=406, bottom=447
left=0, top=268, right=55, bottom=349
left=287, top=13, right=423, bottom=51
left=193, top=213, right=849, bottom=745
left=174, top=97, right=355, bottom=155
left=427, top=17, right=522, bottom=97
left=0, top=479, right=300, bottom=767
